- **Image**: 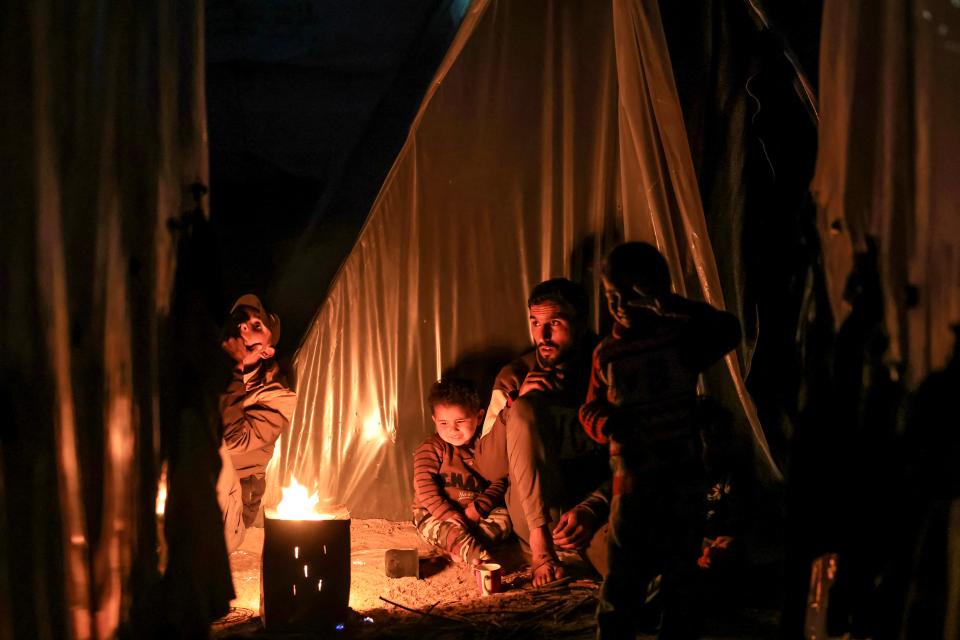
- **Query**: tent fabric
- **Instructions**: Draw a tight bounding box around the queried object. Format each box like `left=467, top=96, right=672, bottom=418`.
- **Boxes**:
left=1, top=1, right=224, bottom=638
left=659, top=1, right=824, bottom=471
left=272, top=0, right=780, bottom=522
left=611, top=0, right=779, bottom=482
left=812, top=0, right=960, bottom=385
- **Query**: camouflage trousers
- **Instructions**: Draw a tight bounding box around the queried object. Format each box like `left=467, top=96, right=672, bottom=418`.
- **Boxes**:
left=413, top=506, right=512, bottom=564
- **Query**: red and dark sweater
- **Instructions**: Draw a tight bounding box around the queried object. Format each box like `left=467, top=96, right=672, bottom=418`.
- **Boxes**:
left=579, top=295, right=741, bottom=453
left=412, top=433, right=508, bottom=521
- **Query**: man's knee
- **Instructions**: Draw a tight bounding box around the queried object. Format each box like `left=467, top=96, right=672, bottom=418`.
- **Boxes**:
left=504, top=397, right=540, bottom=456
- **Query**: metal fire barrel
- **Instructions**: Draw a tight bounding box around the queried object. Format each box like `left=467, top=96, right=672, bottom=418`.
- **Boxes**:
left=260, top=514, right=351, bottom=631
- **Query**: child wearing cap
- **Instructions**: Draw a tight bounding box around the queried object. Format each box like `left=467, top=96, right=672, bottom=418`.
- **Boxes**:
left=217, top=294, right=297, bottom=545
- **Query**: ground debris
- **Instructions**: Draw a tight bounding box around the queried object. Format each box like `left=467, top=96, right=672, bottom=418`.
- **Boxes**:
left=216, top=519, right=602, bottom=639
left=213, top=518, right=778, bottom=639
left=370, top=585, right=599, bottom=639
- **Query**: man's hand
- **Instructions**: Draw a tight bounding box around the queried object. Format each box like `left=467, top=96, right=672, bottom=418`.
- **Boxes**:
left=221, top=336, right=249, bottom=365
left=519, top=369, right=563, bottom=396
left=552, top=506, right=597, bottom=551
left=464, top=502, right=482, bottom=523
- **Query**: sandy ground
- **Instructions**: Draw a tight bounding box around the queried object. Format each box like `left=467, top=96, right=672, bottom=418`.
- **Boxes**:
left=225, top=519, right=503, bottom=613
left=213, top=519, right=778, bottom=639
left=214, top=518, right=603, bottom=638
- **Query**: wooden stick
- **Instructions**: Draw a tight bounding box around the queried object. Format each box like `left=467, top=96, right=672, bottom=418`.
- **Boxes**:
left=378, top=596, right=475, bottom=626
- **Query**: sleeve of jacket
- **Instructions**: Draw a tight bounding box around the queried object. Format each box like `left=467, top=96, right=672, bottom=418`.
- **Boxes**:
left=471, top=477, right=508, bottom=517
left=481, top=359, right=528, bottom=437
left=575, top=479, right=611, bottom=523
left=579, top=344, right=612, bottom=444
left=413, top=438, right=459, bottom=521
left=667, top=297, right=741, bottom=371
left=221, top=376, right=297, bottom=455
left=481, top=389, right=510, bottom=438
left=691, top=307, right=741, bottom=371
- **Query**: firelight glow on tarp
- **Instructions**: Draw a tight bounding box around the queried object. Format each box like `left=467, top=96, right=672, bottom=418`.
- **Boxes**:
left=265, top=0, right=780, bottom=523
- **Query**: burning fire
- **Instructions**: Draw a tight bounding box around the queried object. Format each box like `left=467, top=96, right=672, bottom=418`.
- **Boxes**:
left=270, top=476, right=336, bottom=521
left=155, top=463, right=168, bottom=516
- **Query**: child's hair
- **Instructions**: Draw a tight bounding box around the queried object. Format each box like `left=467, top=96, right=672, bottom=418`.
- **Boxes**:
left=428, top=378, right=481, bottom=414
left=602, top=242, right=671, bottom=296
left=527, top=278, right=589, bottom=323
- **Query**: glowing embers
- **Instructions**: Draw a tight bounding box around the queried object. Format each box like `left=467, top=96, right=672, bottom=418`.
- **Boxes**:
left=261, top=480, right=351, bottom=631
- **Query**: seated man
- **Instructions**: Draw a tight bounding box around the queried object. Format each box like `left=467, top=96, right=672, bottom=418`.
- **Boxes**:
left=475, top=278, right=610, bottom=586
left=215, top=294, right=297, bottom=551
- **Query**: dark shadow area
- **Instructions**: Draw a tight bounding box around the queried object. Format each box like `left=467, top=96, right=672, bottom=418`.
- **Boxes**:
left=205, top=1, right=467, bottom=353
left=892, top=325, right=960, bottom=637
left=417, top=555, right=449, bottom=580
left=660, top=3, right=825, bottom=634
left=441, top=346, right=521, bottom=409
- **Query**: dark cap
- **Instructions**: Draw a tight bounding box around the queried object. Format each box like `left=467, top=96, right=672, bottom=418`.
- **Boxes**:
left=230, top=294, right=281, bottom=346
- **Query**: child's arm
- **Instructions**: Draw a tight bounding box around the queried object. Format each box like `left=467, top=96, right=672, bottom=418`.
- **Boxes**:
left=468, top=477, right=508, bottom=521
left=221, top=377, right=297, bottom=453
left=655, top=294, right=741, bottom=370
left=579, top=344, right=613, bottom=444
left=692, top=306, right=741, bottom=369
left=413, top=438, right=465, bottom=523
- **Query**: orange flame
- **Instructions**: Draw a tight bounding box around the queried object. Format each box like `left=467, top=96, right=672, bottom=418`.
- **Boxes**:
left=270, top=476, right=335, bottom=521
left=155, top=463, right=168, bottom=516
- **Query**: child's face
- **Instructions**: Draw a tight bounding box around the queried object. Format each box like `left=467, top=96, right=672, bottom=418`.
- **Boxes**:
left=432, top=403, right=483, bottom=446
left=229, top=307, right=275, bottom=367
left=602, top=276, right=658, bottom=328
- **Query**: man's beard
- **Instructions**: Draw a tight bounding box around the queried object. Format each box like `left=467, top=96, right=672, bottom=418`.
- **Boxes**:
left=536, top=342, right=565, bottom=367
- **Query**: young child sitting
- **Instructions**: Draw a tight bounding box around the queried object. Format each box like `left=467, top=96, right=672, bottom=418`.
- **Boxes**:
left=579, top=242, right=741, bottom=639
left=412, top=379, right=512, bottom=565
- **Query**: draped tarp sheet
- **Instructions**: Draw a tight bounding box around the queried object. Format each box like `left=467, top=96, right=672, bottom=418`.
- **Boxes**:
left=610, top=0, right=778, bottom=482
left=1, top=1, right=228, bottom=638
left=812, top=0, right=960, bottom=385
left=271, top=0, right=779, bottom=521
